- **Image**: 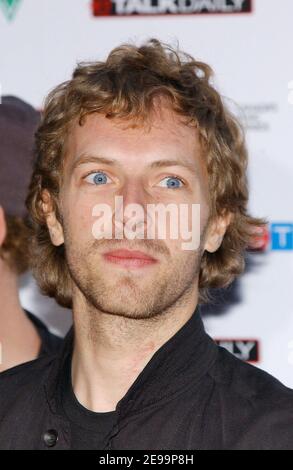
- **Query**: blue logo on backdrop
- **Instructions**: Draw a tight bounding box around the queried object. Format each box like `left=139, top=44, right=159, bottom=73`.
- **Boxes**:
left=271, top=223, right=293, bottom=251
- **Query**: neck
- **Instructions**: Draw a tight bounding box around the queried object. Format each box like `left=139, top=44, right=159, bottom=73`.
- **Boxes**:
left=0, top=263, right=41, bottom=372
left=71, top=286, right=198, bottom=413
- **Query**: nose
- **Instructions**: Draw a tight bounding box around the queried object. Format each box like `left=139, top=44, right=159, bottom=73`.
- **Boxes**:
left=120, top=179, right=147, bottom=208
left=112, top=180, right=152, bottom=239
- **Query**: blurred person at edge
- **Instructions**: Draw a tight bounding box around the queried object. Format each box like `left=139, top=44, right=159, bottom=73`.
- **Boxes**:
left=0, top=96, right=62, bottom=372
left=1, top=41, right=293, bottom=450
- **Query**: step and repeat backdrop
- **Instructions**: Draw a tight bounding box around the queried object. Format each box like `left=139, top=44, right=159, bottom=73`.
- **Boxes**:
left=1, top=0, right=293, bottom=386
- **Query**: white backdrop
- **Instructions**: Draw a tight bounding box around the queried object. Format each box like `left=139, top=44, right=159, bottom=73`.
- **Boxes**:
left=1, top=0, right=293, bottom=386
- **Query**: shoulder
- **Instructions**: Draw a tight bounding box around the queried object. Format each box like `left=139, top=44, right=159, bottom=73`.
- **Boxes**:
left=0, top=354, right=59, bottom=434
left=208, top=346, right=293, bottom=449
left=0, top=354, right=61, bottom=450
left=211, top=345, right=293, bottom=401
left=0, top=326, right=71, bottom=405
left=0, top=353, right=57, bottom=401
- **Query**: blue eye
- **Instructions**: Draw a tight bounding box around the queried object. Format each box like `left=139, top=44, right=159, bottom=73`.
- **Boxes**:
left=158, top=176, right=184, bottom=189
left=85, top=171, right=110, bottom=185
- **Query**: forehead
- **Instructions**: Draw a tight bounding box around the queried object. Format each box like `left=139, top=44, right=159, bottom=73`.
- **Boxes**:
left=66, top=105, right=205, bottom=173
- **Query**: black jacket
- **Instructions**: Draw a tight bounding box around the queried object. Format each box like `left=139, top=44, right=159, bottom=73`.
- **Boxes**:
left=1, top=306, right=293, bottom=450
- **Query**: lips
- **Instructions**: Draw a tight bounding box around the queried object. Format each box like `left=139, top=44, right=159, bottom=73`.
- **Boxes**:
left=102, top=249, right=158, bottom=269
left=103, top=249, right=155, bottom=260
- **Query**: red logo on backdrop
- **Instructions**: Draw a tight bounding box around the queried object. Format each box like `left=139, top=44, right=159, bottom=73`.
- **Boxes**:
left=248, top=224, right=270, bottom=252
left=92, top=0, right=253, bottom=16
left=92, top=0, right=112, bottom=16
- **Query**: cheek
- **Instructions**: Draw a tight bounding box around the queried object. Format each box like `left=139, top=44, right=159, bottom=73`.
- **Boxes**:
left=164, top=204, right=205, bottom=251
left=167, top=237, right=201, bottom=258
left=164, top=241, right=200, bottom=281
left=64, top=187, right=116, bottom=232
left=63, top=197, right=98, bottom=243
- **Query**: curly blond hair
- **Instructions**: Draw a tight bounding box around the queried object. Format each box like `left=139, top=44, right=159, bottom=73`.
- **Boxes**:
left=26, top=38, right=267, bottom=308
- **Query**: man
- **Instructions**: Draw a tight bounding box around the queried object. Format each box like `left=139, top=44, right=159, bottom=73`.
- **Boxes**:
left=0, top=39, right=293, bottom=450
left=0, top=96, right=62, bottom=373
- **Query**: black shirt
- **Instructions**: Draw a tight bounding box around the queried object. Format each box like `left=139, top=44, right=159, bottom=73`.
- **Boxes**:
left=1, top=305, right=293, bottom=449
left=58, top=354, right=117, bottom=450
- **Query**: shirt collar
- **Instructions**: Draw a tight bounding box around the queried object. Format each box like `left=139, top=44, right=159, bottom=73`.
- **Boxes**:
left=45, top=305, right=218, bottom=417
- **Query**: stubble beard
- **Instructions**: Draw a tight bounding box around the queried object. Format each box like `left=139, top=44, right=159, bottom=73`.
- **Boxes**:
left=65, top=238, right=204, bottom=322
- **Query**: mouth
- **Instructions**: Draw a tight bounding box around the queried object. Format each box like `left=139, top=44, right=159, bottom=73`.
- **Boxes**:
left=102, top=249, right=158, bottom=269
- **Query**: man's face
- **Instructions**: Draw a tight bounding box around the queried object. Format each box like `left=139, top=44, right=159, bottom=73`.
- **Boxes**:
left=51, top=105, right=215, bottom=319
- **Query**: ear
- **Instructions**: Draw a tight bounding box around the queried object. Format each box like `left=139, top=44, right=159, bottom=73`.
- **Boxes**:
left=41, top=190, right=64, bottom=246
left=204, top=211, right=233, bottom=254
left=0, top=206, right=7, bottom=247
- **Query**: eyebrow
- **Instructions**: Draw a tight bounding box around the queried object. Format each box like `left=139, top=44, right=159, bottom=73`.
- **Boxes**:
left=149, top=159, right=198, bottom=175
left=72, top=154, right=198, bottom=176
